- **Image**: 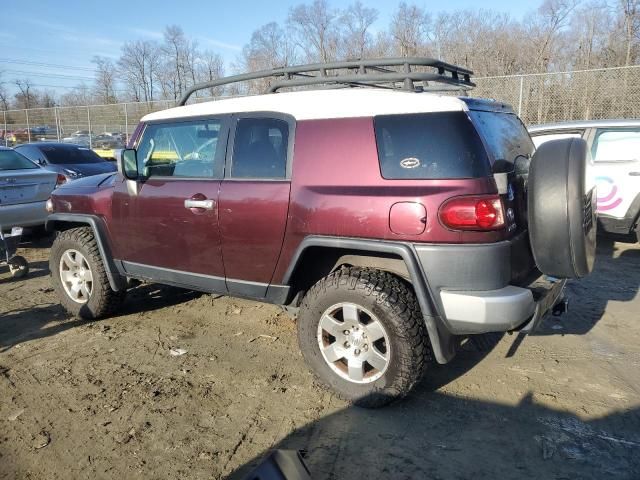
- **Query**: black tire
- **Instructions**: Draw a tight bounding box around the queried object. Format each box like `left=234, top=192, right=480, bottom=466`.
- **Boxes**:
left=297, top=267, right=431, bottom=408
left=528, top=137, right=597, bottom=279
left=50, top=227, right=125, bottom=319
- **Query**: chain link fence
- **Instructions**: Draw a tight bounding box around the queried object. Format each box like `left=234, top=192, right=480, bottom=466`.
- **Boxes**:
left=474, top=65, right=640, bottom=125
left=2, top=65, right=640, bottom=151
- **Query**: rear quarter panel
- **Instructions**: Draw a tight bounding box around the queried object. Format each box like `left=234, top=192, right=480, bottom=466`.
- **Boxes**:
left=273, top=117, right=504, bottom=283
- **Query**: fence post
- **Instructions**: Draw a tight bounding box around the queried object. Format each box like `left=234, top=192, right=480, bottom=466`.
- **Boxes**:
left=87, top=106, right=92, bottom=149
left=518, top=76, right=524, bottom=117
left=124, top=103, right=128, bottom=145
left=25, top=109, right=31, bottom=143
left=3, top=110, right=7, bottom=147
left=54, top=107, right=61, bottom=141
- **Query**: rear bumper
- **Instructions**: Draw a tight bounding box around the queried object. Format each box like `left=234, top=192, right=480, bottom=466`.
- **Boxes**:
left=414, top=232, right=565, bottom=335
left=0, top=200, right=49, bottom=229
left=439, top=277, right=566, bottom=334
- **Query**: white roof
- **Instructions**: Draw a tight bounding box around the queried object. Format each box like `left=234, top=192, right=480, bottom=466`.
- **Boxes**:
left=142, top=89, right=467, bottom=122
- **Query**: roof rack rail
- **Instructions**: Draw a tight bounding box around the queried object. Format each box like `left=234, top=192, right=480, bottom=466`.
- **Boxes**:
left=178, top=57, right=474, bottom=106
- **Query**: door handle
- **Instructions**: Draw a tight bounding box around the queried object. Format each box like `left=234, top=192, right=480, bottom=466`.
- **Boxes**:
left=184, top=198, right=215, bottom=210
left=629, top=171, right=640, bottom=176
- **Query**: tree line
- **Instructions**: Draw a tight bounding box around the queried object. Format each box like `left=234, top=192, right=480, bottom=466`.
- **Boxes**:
left=1, top=0, right=639, bottom=110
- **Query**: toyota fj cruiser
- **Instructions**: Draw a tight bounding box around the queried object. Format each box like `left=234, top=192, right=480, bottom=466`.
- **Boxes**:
left=46, top=58, right=597, bottom=407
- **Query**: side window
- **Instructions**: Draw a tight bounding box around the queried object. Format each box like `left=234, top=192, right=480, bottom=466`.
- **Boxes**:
left=15, top=145, right=42, bottom=163
left=231, top=118, right=289, bottom=179
left=136, top=119, right=222, bottom=178
left=591, top=129, right=640, bottom=162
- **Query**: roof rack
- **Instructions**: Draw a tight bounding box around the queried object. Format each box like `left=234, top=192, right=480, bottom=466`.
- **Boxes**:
left=178, top=57, right=475, bottom=106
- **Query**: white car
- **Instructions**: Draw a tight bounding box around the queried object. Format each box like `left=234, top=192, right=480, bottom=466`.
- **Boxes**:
left=529, top=120, right=640, bottom=242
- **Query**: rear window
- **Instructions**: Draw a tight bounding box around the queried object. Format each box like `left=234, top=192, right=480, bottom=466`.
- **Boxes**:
left=374, top=112, right=490, bottom=179
left=0, top=150, right=39, bottom=170
left=468, top=111, right=534, bottom=169
left=41, top=146, right=105, bottom=164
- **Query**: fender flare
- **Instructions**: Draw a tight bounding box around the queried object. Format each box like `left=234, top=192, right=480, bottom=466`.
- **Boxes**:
left=282, top=236, right=457, bottom=364
left=46, top=213, right=127, bottom=292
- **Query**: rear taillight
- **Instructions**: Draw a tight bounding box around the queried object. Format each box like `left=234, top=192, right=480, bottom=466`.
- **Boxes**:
left=55, top=174, right=67, bottom=187
left=439, top=195, right=505, bottom=231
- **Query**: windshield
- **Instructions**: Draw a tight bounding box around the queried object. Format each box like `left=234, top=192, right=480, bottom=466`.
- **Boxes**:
left=41, top=146, right=105, bottom=164
left=468, top=110, right=534, bottom=171
left=0, top=149, right=39, bottom=170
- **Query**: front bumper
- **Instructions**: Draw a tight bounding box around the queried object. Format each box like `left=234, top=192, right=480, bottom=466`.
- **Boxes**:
left=0, top=200, right=49, bottom=228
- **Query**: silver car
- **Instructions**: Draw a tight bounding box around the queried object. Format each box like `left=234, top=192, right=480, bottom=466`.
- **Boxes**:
left=0, top=146, right=58, bottom=229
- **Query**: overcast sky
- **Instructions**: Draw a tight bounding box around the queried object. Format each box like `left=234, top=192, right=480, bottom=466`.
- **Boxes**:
left=1, top=0, right=535, bottom=95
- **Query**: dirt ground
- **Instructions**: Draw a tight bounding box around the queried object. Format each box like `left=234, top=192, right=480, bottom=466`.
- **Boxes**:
left=1, top=234, right=639, bottom=480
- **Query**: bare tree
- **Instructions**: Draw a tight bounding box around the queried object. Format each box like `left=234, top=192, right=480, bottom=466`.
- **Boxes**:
left=340, top=2, right=378, bottom=59
left=60, top=84, right=92, bottom=107
left=92, top=56, right=118, bottom=104
left=620, top=0, right=640, bottom=65
left=529, top=0, right=580, bottom=71
left=196, top=50, right=225, bottom=97
left=14, top=79, right=36, bottom=109
left=118, top=40, right=160, bottom=102
left=390, top=2, right=431, bottom=57
left=0, top=70, right=10, bottom=111
left=161, top=25, right=200, bottom=99
left=288, top=0, right=340, bottom=62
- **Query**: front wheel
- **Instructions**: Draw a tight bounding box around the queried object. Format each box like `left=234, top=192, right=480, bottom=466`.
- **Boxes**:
left=297, top=267, right=432, bottom=408
left=50, top=227, right=125, bottom=319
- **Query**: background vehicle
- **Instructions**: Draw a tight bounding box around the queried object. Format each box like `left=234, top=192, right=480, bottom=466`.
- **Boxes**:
left=93, top=133, right=125, bottom=149
left=15, top=142, right=117, bottom=182
left=0, top=146, right=59, bottom=229
left=45, top=59, right=595, bottom=407
left=62, top=130, right=92, bottom=147
left=529, top=120, right=640, bottom=242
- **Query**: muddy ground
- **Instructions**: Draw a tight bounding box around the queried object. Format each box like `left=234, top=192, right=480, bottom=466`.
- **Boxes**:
left=1, top=234, right=639, bottom=479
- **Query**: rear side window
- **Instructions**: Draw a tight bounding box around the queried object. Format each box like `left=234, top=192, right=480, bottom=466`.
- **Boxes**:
left=468, top=111, right=534, bottom=168
left=231, top=118, right=289, bottom=179
left=374, top=112, right=490, bottom=179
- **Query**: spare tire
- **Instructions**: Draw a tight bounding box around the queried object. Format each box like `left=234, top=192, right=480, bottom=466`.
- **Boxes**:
left=528, top=137, right=596, bottom=279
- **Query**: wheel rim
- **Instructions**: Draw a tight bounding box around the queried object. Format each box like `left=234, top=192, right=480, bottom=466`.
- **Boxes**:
left=317, top=302, right=391, bottom=384
left=59, top=249, right=93, bottom=304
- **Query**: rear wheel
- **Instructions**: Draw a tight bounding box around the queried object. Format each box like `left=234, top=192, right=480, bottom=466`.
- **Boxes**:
left=50, top=227, right=125, bottom=319
left=297, top=267, right=431, bottom=408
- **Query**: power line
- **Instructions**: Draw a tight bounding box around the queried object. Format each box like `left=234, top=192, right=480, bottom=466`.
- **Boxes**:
left=0, top=58, right=96, bottom=72
left=3, top=69, right=95, bottom=81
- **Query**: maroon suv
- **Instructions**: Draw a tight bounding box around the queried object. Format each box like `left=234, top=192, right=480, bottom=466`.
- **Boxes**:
left=46, top=59, right=596, bottom=407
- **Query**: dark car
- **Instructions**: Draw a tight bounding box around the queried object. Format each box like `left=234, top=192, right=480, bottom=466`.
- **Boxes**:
left=45, top=58, right=595, bottom=408
left=14, top=143, right=116, bottom=183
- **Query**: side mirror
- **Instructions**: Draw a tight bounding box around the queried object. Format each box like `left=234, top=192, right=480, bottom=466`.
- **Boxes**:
left=118, top=148, right=139, bottom=180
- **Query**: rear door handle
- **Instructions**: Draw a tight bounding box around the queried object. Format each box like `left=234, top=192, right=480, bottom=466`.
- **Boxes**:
left=629, top=171, right=640, bottom=176
left=184, top=199, right=215, bottom=210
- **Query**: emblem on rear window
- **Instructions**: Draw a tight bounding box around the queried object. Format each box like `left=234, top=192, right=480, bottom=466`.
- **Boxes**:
left=400, top=157, right=420, bottom=169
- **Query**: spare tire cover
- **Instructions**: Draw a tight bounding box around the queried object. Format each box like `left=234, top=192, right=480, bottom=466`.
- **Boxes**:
left=528, top=137, right=596, bottom=279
